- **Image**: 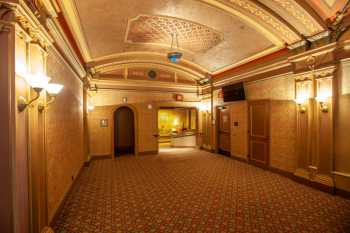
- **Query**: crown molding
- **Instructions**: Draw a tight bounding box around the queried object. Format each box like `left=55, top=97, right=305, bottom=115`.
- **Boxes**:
left=0, top=0, right=86, bottom=79
left=213, top=59, right=291, bottom=87
left=58, top=0, right=92, bottom=62
left=201, top=0, right=300, bottom=45
left=212, top=45, right=283, bottom=75
left=92, top=56, right=206, bottom=80
left=46, top=17, right=86, bottom=78
left=0, top=0, right=54, bottom=47
left=91, top=78, right=198, bottom=94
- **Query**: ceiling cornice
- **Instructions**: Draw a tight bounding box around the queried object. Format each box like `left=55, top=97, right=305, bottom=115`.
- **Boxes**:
left=58, top=0, right=92, bottom=61
left=90, top=78, right=199, bottom=94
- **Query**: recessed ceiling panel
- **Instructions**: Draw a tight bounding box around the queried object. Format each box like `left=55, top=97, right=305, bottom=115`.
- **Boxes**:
left=126, top=15, right=223, bottom=53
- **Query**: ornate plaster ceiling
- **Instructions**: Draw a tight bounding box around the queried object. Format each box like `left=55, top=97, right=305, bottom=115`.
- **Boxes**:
left=58, top=0, right=328, bottom=79
left=126, top=15, right=223, bottom=53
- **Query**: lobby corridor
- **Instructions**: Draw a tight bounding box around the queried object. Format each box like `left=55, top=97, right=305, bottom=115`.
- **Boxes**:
left=53, top=149, right=350, bottom=233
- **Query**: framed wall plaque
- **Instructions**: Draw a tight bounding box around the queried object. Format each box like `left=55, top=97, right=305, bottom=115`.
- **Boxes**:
left=100, top=119, right=108, bottom=127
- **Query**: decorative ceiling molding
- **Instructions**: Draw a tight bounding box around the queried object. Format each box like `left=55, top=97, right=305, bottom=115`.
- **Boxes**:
left=0, top=0, right=54, bottom=47
left=49, top=0, right=333, bottom=80
left=90, top=52, right=208, bottom=79
left=213, top=59, right=292, bottom=87
left=125, top=14, right=224, bottom=53
left=0, top=0, right=86, bottom=78
left=209, top=0, right=302, bottom=44
left=58, top=0, right=92, bottom=61
left=90, top=79, right=198, bottom=94
left=46, top=17, right=86, bottom=77
left=212, top=45, right=281, bottom=75
left=95, top=61, right=203, bottom=81
left=200, top=0, right=286, bottom=46
left=264, top=0, right=325, bottom=36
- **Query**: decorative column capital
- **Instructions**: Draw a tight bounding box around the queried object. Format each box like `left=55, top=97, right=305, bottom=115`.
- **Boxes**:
left=0, top=2, right=16, bottom=32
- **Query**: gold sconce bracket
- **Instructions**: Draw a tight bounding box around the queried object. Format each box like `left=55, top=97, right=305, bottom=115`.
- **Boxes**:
left=319, top=102, right=329, bottom=113
left=298, top=104, right=307, bottom=113
left=17, top=88, right=43, bottom=112
left=38, top=95, right=57, bottom=113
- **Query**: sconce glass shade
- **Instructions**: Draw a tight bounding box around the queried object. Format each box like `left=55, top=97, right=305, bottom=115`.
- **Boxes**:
left=15, top=60, right=27, bottom=78
left=197, top=102, right=210, bottom=112
left=88, top=104, right=95, bottom=111
left=315, top=94, right=329, bottom=103
left=46, top=83, right=64, bottom=96
left=24, top=73, right=51, bottom=90
left=295, top=96, right=307, bottom=104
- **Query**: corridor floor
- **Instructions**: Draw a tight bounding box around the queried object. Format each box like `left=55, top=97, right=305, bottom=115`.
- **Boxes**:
left=53, top=149, right=350, bottom=233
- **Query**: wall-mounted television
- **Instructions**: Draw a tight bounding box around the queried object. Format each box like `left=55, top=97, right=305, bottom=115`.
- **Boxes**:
left=222, top=82, right=246, bottom=102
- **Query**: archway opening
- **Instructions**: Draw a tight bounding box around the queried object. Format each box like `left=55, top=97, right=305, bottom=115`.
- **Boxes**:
left=114, top=106, right=135, bottom=156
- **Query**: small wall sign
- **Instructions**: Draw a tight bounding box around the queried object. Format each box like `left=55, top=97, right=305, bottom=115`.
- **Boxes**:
left=100, top=119, right=108, bottom=127
left=174, top=94, right=184, bottom=101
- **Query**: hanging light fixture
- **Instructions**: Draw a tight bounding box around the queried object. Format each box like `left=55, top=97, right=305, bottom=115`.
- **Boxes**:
left=167, top=33, right=182, bottom=63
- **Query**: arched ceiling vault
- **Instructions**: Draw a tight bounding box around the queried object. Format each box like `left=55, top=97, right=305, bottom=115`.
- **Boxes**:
left=56, top=0, right=331, bottom=82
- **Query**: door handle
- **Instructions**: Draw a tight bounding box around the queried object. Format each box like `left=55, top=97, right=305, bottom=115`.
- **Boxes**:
left=153, top=134, right=159, bottom=137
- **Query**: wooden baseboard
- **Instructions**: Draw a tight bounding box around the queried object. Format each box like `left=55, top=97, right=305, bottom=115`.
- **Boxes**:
left=229, top=154, right=249, bottom=163
left=91, top=155, right=113, bottom=160
left=335, top=188, right=350, bottom=199
left=204, top=149, right=338, bottom=196
left=138, top=151, right=158, bottom=155
left=49, top=164, right=85, bottom=226
left=200, top=147, right=215, bottom=153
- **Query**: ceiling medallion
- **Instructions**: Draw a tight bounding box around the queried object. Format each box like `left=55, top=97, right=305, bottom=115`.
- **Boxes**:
left=167, top=33, right=182, bottom=63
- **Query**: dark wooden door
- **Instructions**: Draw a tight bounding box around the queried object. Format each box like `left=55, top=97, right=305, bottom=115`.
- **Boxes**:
left=249, top=100, right=270, bottom=167
left=218, top=107, right=231, bottom=156
left=114, top=107, right=135, bottom=156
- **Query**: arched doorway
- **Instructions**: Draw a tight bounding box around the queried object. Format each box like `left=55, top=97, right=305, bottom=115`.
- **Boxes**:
left=114, top=106, right=135, bottom=156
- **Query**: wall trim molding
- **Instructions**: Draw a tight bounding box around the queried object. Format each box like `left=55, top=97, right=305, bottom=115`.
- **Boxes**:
left=212, top=149, right=343, bottom=197
left=49, top=164, right=85, bottom=226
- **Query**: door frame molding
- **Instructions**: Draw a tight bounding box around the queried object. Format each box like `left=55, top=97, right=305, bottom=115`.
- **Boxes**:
left=111, top=104, right=139, bottom=157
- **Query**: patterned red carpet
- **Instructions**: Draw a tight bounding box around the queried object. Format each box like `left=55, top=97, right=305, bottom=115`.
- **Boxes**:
left=53, top=149, right=350, bottom=233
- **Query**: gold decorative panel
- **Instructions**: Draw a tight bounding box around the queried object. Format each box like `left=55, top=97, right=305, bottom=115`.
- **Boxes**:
left=126, top=15, right=223, bottom=53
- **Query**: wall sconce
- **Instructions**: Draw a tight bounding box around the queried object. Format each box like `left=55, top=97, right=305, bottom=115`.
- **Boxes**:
left=315, top=94, right=329, bottom=113
left=295, top=96, right=307, bottom=113
left=88, top=104, right=95, bottom=112
left=18, top=73, right=51, bottom=112
left=197, top=102, right=210, bottom=113
left=38, top=83, right=64, bottom=112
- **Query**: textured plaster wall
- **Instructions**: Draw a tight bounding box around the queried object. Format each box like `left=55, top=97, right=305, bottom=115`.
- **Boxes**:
left=89, top=90, right=199, bottom=156
left=270, top=100, right=297, bottom=172
left=245, top=76, right=295, bottom=100
left=45, top=49, right=84, bottom=221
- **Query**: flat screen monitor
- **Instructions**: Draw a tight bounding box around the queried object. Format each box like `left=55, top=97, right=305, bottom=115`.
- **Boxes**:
left=222, top=82, right=246, bottom=102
